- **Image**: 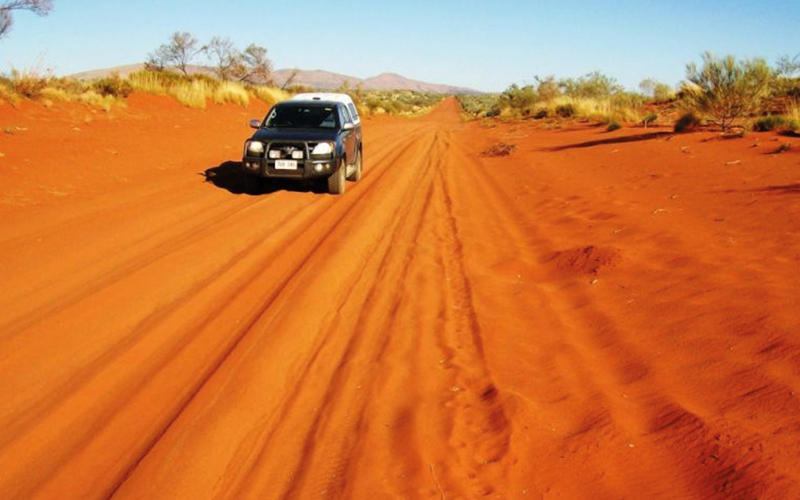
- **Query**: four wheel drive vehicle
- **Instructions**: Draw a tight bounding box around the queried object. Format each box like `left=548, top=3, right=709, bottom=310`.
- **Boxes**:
left=242, top=94, right=363, bottom=195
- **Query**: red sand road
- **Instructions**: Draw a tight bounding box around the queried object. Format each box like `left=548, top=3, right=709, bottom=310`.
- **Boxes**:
left=1, top=95, right=800, bottom=499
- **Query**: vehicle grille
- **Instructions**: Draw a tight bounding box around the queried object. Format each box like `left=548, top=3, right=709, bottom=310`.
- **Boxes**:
left=268, top=142, right=308, bottom=159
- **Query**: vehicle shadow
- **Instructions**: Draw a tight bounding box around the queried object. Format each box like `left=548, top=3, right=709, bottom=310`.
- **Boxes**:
left=545, top=131, right=673, bottom=151
left=202, top=161, right=326, bottom=195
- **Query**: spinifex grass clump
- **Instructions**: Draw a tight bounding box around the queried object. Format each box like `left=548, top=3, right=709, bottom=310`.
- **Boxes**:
left=212, top=81, right=250, bottom=106
left=555, top=103, right=575, bottom=117
left=92, top=75, right=133, bottom=98
left=754, top=115, right=798, bottom=132
left=249, top=86, right=288, bottom=105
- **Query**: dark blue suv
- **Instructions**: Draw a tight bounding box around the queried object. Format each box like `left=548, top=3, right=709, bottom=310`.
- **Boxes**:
left=242, top=97, right=363, bottom=194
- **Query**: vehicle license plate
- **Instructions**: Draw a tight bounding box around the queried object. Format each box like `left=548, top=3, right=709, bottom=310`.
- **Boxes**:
left=275, top=160, right=298, bottom=170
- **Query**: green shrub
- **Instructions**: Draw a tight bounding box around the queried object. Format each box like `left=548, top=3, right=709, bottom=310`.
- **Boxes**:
left=606, top=120, right=622, bottom=131
left=497, top=84, right=537, bottom=114
left=682, top=52, right=772, bottom=131
left=559, top=71, right=623, bottom=99
left=534, top=108, right=549, bottom=119
left=535, top=75, right=560, bottom=101
left=555, top=103, right=575, bottom=117
left=456, top=93, right=499, bottom=117
left=675, top=111, right=701, bottom=132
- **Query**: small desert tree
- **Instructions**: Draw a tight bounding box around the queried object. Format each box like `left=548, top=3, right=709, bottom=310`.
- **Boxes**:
left=206, top=36, right=237, bottom=80
left=0, top=0, right=52, bottom=39
left=231, top=44, right=272, bottom=84
left=639, top=78, right=657, bottom=97
left=776, top=53, right=800, bottom=77
left=281, top=69, right=298, bottom=90
left=773, top=53, right=800, bottom=98
left=205, top=38, right=272, bottom=85
left=682, top=52, right=771, bottom=131
left=639, top=78, right=673, bottom=102
left=147, top=32, right=204, bottom=76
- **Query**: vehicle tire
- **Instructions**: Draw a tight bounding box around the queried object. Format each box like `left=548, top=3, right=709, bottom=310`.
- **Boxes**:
left=348, top=148, right=363, bottom=182
left=328, top=158, right=346, bottom=195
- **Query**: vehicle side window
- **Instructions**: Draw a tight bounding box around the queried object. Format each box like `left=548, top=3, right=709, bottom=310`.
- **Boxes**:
left=339, top=105, right=352, bottom=125
left=347, top=103, right=359, bottom=123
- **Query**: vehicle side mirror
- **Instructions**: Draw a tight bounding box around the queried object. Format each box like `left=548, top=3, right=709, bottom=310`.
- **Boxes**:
left=249, top=119, right=261, bottom=129
left=343, top=122, right=354, bottom=131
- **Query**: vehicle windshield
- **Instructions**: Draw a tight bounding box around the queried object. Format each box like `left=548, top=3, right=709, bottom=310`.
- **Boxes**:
left=265, top=105, right=338, bottom=129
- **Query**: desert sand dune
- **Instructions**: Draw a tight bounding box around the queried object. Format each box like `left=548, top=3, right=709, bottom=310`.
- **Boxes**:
left=1, top=96, right=799, bottom=499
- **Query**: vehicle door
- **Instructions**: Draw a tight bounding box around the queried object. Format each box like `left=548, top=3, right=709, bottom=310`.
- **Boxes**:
left=338, top=105, right=357, bottom=163
left=347, top=102, right=363, bottom=144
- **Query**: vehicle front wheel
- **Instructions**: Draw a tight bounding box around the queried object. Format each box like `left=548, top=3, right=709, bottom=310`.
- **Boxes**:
left=327, top=158, right=346, bottom=195
left=347, top=148, right=362, bottom=182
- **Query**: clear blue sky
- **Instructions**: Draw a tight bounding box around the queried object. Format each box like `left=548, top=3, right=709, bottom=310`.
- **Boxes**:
left=2, top=0, right=798, bottom=92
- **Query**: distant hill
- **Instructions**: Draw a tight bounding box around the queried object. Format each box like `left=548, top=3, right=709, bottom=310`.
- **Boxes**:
left=70, top=64, right=480, bottom=94
left=70, top=63, right=213, bottom=80
left=272, top=69, right=479, bottom=94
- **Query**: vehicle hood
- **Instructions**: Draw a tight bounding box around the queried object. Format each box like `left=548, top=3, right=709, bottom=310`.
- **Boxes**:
left=250, top=128, right=338, bottom=142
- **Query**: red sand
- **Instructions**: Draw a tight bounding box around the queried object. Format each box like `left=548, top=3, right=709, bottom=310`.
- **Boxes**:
left=1, top=95, right=799, bottom=499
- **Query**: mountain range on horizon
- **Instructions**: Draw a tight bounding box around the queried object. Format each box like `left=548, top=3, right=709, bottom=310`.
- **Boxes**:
left=69, top=64, right=480, bottom=94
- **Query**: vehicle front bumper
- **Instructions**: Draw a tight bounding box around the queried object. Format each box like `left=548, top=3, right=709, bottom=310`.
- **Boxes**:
left=242, top=156, right=337, bottom=179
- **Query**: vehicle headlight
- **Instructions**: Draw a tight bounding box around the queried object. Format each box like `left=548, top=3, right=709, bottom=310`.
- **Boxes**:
left=291, top=150, right=304, bottom=160
left=312, top=142, right=334, bottom=156
left=268, top=149, right=281, bottom=159
left=247, top=141, right=264, bottom=155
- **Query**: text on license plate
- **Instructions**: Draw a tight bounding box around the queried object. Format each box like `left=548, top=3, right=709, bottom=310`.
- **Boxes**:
left=275, top=160, right=298, bottom=170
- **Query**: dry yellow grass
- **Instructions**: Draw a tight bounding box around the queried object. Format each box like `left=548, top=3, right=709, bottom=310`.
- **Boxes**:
left=537, top=96, right=640, bottom=124
left=76, top=91, right=120, bottom=112
left=127, top=72, right=287, bottom=108
left=250, top=86, right=289, bottom=105
left=173, top=81, right=209, bottom=109
left=126, top=72, right=169, bottom=95
left=40, top=87, right=70, bottom=101
left=2, top=69, right=289, bottom=110
left=788, top=99, right=800, bottom=124
left=0, top=82, right=18, bottom=104
left=213, top=82, right=250, bottom=106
